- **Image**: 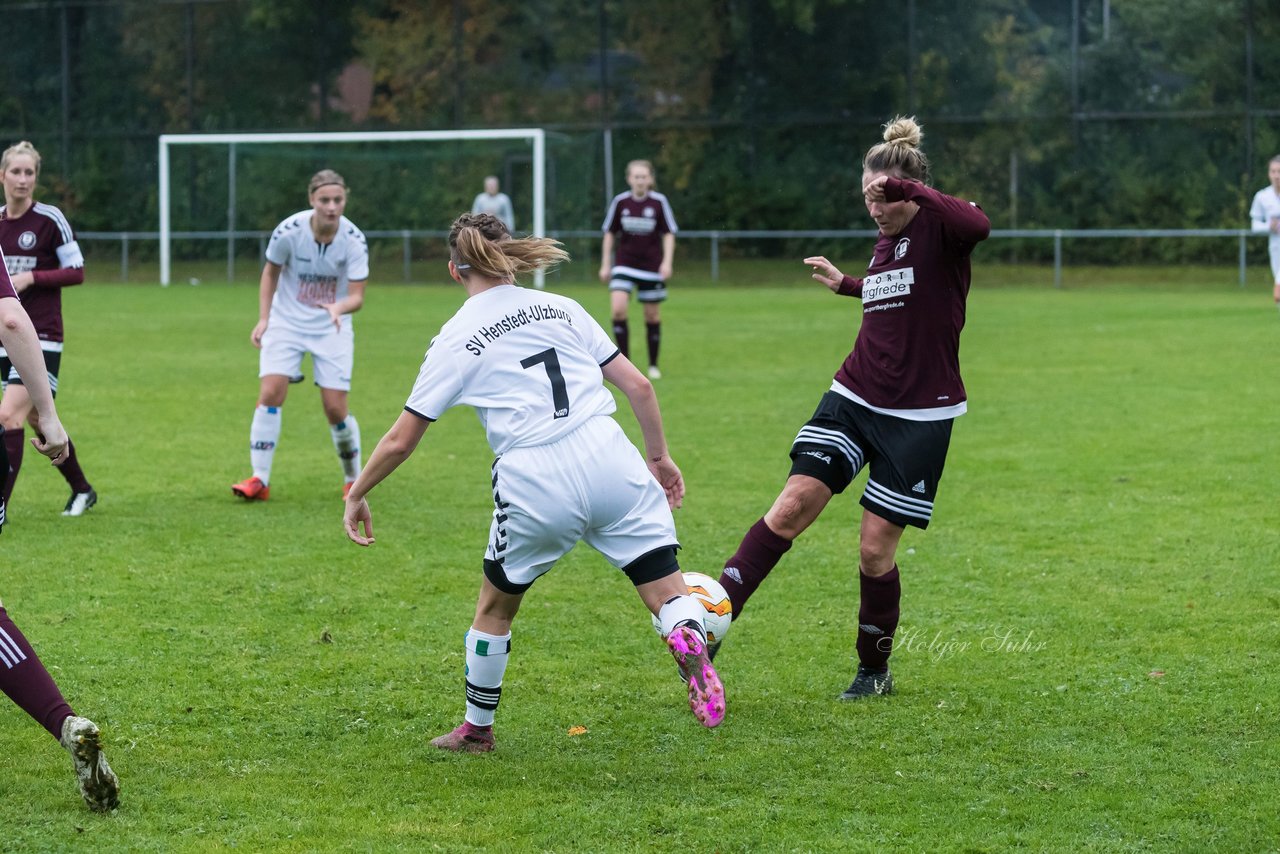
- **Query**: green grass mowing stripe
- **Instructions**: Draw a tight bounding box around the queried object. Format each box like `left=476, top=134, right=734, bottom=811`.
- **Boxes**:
left=1, top=277, right=1277, bottom=850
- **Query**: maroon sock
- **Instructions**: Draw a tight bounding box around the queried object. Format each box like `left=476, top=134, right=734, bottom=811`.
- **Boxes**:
left=646, top=321, right=661, bottom=368
left=54, top=440, right=92, bottom=494
left=0, top=607, right=75, bottom=739
left=0, top=428, right=6, bottom=532
left=612, top=320, right=629, bottom=360
left=2, top=427, right=23, bottom=504
left=856, top=565, right=901, bottom=669
left=719, top=518, right=793, bottom=619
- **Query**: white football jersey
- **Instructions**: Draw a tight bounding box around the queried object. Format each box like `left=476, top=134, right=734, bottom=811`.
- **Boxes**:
left=265, top=210, right=369, bottom=335
left=405, top=284, right=621, bottom=454
left=1251, top=187, right=1280, bottom=246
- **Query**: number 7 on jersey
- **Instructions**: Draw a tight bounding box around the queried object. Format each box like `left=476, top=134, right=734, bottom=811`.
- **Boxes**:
left=521, top=347, right=570, bottom=419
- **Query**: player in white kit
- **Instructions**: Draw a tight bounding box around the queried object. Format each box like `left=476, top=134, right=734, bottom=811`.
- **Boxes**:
left=1249, top=154, right=1280, bottom=310
left=342, top=213, right=725, bottom=752
left=231, top=170, right=369, bottom=501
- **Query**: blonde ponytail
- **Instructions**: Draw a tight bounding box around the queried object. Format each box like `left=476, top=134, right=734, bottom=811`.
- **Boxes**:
left=449, top=213, right=569, bottom=281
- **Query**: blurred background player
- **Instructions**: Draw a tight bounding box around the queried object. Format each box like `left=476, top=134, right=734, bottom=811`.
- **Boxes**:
left=1248, top=154, right=1280, bottom=310
left=598, top=160, right=677, bottom=380
left=0, top=141, right=97, bottom=520
left=232, top=169, right=369, bottom=501
left=0, top=254, right=119, bottom=811
left=470, top=175, right=515, bottom=233
left=715, top=116, right=990, bottom=700
left=343, top=213, right=723, bottom=752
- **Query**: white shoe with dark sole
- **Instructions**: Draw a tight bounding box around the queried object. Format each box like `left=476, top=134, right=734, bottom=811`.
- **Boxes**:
left=62, top=489, right=97, bottom=517
left=60, top=715, right=120, bottom=812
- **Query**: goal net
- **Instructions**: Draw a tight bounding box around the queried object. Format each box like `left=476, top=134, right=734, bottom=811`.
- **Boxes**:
left=158, top=129, right=547, bottom=287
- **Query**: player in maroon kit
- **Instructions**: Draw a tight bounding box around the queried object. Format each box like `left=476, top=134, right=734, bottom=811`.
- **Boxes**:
left=0, top=255, right=120, bottom=811
left=599, top=160, right=678, bottom=380
left=716, top=116, right=990, bottom=700
left=0, top=141, right=97, bottom=520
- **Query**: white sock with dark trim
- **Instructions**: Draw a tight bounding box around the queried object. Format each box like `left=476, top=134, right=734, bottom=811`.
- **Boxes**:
left=250, top=405, right=281, bottom=484
left=463, top=627, right=511, bottom=727
left=657, top=595, right=707, bottom=640
left=330, top=415, right=362, bottom=482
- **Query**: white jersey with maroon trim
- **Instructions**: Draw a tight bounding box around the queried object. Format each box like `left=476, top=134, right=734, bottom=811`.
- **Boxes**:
left=1250, top=186, right=1280, bottom=248
left=404, top=284, right=621, bottom=455
left=265, top=210, right=369, bottom=335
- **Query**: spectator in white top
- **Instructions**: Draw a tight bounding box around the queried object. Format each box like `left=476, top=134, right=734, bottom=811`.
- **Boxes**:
left=471, top=176, right=514, bottom=233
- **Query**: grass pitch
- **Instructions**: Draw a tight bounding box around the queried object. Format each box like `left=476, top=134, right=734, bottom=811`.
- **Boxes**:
left=1, top=265, right=1278, bottom=851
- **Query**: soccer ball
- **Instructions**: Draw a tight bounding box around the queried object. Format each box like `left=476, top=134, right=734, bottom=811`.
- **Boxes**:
left=651, top=571, right=733, bottom=644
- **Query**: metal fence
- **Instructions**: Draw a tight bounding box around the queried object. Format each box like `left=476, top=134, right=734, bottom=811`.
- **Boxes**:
left=80, top=228, right=1265, bottom=287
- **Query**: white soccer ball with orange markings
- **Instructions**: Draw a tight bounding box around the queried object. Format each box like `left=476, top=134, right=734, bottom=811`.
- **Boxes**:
left=651, top=571, right=733, bottom=644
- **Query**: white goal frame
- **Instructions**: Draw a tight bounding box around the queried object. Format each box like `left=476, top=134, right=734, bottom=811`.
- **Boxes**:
left=158, top=128, right=547, bottom=286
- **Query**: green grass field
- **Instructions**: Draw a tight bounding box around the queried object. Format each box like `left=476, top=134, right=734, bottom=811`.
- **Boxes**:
left=2, top=266, right=1278, bottom=851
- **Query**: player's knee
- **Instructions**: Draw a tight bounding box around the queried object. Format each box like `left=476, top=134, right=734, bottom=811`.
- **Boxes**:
left=859, top=540, right=896, bottom=575
left=474, top=592, right=521, bottom=629
left=257, top=388, right=286, bottom=408
left=859, top=521, right=903, bottom=574
left=767, top=491, right=813, bottom=538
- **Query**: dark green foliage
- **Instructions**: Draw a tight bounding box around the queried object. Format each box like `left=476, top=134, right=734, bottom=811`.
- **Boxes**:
left=0, top=0, right=1277, bottom=266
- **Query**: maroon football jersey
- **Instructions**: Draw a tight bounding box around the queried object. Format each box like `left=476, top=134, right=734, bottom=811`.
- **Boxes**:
left=0, top=202, right=85, bottom=342
left=0, top=249, right=15, bottom=300
left=832, top=179, right=990, bottom=417
left=601, top=190, right=678, bottom=275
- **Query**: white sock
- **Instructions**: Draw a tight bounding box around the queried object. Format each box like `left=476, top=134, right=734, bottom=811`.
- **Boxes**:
left=657, top=595, right=707, bottom=641
left=463, top=627, right=511, bottom=727
left=330, top=415, right=362, bottom=482
left=250, top=405, right=282, bottom=484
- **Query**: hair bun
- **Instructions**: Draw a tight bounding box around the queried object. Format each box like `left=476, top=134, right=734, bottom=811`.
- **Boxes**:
left=883, top=116, right=923, bottom=149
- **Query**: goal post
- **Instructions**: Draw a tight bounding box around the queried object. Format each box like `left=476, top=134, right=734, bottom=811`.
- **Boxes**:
left=157, top=128, right=547, bottom=286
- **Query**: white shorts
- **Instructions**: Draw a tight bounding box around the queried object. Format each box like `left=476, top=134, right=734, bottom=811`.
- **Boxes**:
left=484, top=416, right=679, bottom=590
left=1269, top=243, right=1280, bottom=283
left=259, top=323, right=353, bottom=391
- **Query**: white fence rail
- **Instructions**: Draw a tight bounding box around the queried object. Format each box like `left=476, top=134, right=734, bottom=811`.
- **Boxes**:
left=79, top=228, right=1262, bottom=287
